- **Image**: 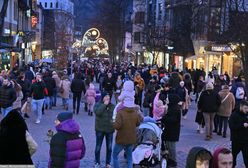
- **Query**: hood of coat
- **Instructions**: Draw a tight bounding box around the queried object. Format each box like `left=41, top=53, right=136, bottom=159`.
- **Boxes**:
left=186, top=147, right=212, bottom=168
left=213, top=148, right=228, bottom=168
left=219, top=88, right=229, bottom=95
left=56, top=119, right=80, bottom=134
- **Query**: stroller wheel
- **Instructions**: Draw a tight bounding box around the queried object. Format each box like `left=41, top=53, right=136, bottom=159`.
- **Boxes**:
left=160, top=158, right=167, bottom=168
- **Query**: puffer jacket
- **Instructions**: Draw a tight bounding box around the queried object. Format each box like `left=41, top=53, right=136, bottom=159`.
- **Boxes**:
left=0, top=85, right=17, bottom=108
left=49, top=119, right=85, bottom=168
left=94, top=102, right=115, bottom=133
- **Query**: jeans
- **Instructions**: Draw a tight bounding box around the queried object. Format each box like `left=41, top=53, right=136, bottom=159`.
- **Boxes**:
left=112, top=144, right=133, bottom=168
left=217, top=116, right=228, bottom=135
left=214, top=114, right=220, bottom=131
left=32, top=99, right=45, bottom=120
left=45, top=96, right=52, bottom=109
left=203, top=112, right=216, bottom=137
left=95, top=131, right=113, bottom=165
left=73, top=92, right=82, bottom=114
left=1, top=106, right=13, bottom=117
left=52, top=88, right=57, bottom=106
left=232, top=142, right=248, bottom=167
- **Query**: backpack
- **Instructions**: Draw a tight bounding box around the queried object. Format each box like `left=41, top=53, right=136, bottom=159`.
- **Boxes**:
left=235, top=87, right=245, bottom=100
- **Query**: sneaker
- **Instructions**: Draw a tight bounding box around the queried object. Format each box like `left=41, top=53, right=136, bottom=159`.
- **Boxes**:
left=200, top=128, right=204, bottom=134
left=205, top=136, right=211, bottom=141
left=106, top=164, right=111, bottom=168
left=217, top=132, right=222, bottom=136
left=35, top=119, right=40, bottom=124
left=94, top=163, right=100, bottom=168
left=183, top=115, right=187, bottom=119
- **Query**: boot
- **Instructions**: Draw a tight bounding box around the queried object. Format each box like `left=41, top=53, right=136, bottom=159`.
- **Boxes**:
left=90, top=112, right=93, bottom=116
left=88, top=110, right=91, bottom=116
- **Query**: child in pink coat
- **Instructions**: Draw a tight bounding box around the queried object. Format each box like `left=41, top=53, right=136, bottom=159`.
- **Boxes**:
left=85, top=83, right=96, bottom=116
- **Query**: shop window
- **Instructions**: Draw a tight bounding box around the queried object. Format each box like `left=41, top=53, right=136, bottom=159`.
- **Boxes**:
left=45, top=2, right=47, bottom=8
left=50, top=2, right=53, bottom=8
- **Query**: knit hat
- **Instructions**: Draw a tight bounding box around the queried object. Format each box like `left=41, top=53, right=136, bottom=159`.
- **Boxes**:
left=123, top=81, right=134, bottom=92
left=57, top=112, right=73, bottom=122
left=101, top=91, right=109, bottom=101
left=206, top=82, right=214, bottom=90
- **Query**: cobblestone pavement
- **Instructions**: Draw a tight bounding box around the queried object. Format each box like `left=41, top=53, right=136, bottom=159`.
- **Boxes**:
left=9, top=89, right=245, bottom=168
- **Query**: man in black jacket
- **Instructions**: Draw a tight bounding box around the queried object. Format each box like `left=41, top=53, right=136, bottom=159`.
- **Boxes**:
left=0, top=78, right=17, bottom=117
left=71, top=73, right=85, bottom=114
left=103, top=72, right=115, bottom=99
left=229, top=100, right=248, bottom=167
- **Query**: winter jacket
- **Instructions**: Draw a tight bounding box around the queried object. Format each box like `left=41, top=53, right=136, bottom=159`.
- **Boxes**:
left=30, top=81, right=46, bottom=100
left=229, top=110, right=248, bottom=143
left=85, top=88, right=96, bottom=105
left=0, top=110, right=33, bottom=165
left=52, top=74, right=61, bottom=88
left=71, top=79, right=85, bottom=94
left=103, top=77, right=115, bottom=92
left=231, top=82, right=247, bottom=101
left=186, top=147, right=212, bottom=168
left=44, top=76, right=56, bottom=96
left=217, top=89, right=235, bottom=117
left=94, top=102, right=115, bottom=133
left=114, top=107, right=143, bottom=145
left=60, top=79, right=71, bottom=99
left=49, top=119, right=85, bottom=168
left=153, top=92, right=166, bottom=120
left=0, top=85, right=17, bottom=108
left=17, top=79, right=31, bottom=100
left=161, top=94, right=181, bottom=142
left=196, top=80, right=205, bottom=93
left=176, top=86, right=187, bottom=102
left=198, top=90, right=221, bottom=113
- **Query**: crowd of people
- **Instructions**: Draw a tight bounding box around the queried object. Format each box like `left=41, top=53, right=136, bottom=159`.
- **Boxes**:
left=0, top=60, right=247, bottom=168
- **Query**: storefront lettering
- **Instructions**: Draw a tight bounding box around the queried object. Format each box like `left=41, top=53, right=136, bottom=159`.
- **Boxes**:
left=211, top=46, right=232, bottom=52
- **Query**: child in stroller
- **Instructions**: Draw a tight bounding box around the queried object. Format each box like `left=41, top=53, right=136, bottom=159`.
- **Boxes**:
left=132, top=117, right=167, bottom=168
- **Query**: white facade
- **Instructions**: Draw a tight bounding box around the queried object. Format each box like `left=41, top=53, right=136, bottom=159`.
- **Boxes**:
left=38, top=0, right=74, bottom=15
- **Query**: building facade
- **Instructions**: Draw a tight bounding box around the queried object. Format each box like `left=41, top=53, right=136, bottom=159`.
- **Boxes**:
left=187, top=0, right=243, bottom=77
left=38, top=0, right=74, bottom=68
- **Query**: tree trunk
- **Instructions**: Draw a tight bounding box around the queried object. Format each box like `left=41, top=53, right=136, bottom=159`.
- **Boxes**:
left=0, top=0, right=9, bottom=37
left=241, top=44, right=248, bottom=91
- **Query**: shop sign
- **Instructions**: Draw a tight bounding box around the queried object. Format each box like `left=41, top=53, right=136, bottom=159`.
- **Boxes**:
left=211, top=46, right=232, bottom=52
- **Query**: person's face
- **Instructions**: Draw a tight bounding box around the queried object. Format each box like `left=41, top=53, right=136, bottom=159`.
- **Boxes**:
left=240, top=105, right=248, bottom=114
left=196, top=160, right=209, bottom=168
left=54, top=119, right=60, bottom=126
left=2, top=79, right=9, bottom=86
left=108, top=73, right=112, bottom=78
left=103, top=95, right=110, bottom=103
left=36, top=75, right=41, bottom=81
left=218, top=153, right=233, bottom=168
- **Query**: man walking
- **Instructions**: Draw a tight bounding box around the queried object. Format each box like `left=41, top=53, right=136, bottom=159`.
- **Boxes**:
left=0, top=78, right=16, bottom=117
left=112, top=81, right=143, bottom=168
left=229, top=100, right=248, bottom=167
left=71, top=73, right=85, bottom=114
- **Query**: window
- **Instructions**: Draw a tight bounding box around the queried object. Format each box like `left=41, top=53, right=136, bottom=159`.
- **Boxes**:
left=134, top=32, right=141, bottom=43
left=39, top=2, right=42, bottom=6
left=158, top=3, right=162, bottom=20
left=45, top=2, right=47, bottom=8
left=56, top=2, right=59, bottom=8
left=14, top=0, right=18, bottom=21
left=135, top=12, right=145, bottom=24
left=50, top=2, right=53, bottom=8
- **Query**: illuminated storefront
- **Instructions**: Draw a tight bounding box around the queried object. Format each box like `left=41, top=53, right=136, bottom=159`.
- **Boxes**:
left=186, top=42, right=242, bottom=77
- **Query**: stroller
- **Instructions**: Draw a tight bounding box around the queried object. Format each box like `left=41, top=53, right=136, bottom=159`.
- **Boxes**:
left=133, top=118, right=167, bottom=168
